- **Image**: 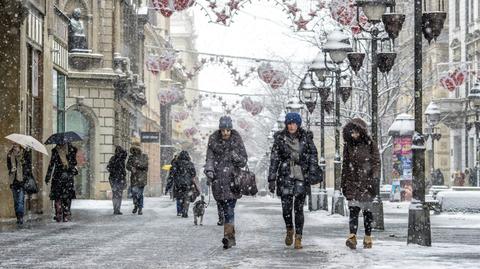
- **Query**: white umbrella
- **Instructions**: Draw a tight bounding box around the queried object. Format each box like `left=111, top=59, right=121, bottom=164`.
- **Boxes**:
left=5, top=133, right=49, bottom=156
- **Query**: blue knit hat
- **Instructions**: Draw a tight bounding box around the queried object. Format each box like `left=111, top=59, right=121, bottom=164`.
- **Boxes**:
left=219, top=116, right=233, bottom=129
left=285, top=112, right=302, bottom=127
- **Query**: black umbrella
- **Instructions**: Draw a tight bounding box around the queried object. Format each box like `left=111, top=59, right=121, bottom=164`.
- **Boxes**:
left=45, top=131, right=84, bottom=145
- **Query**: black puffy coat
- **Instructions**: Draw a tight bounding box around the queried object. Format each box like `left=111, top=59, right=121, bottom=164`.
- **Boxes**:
left=107, top=146, right=128, bottom=190
left=45, top=144, right=78, bottom=200
left=126, top=145, right=149, bottom=188
left=341, top=118, right=381, bottom=202
left=165, top=151, right=197, bottom=199
left=204, top=129, right=248, bottom=201
left=268, top=128, right=321, bottom=196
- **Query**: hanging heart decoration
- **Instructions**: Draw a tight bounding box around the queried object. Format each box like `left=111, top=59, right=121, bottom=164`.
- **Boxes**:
left=241, top=97, right=263, bottom=116
left=257, top=63, right=287, bottom=89
left=439, top=65, right=468, bottom=92
left=158, top=85, right=185, bottom=105
left=153, top=0, right=195, bottom=17
left=183, top=127, right=198, bottom=137
left=172, top=111, right=190, bottom=122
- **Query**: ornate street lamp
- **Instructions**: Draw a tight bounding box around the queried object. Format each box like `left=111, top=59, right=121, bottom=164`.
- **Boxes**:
left=349, top=0, right=406, bottom=231
left=424, top=102, right=442, bottom=177
left=321, top=30, right=353, bottom=215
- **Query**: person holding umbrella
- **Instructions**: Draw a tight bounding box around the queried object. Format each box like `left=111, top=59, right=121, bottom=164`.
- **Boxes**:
left=5, top=134, right=47, bottom=225
left=6, top=144, right=32, bottom=225
left=45, top=142, right=79, bottom=222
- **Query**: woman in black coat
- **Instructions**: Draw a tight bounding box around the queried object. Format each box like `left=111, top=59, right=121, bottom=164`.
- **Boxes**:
left=204, top=116, right=248, bottom=249
left=268, top=112, right=321, bottom=249
left=165, top=150, right=197, bottom=218
left=45, top=143, right=78, bottom=222
left=107, top=145, right=127, bottom=215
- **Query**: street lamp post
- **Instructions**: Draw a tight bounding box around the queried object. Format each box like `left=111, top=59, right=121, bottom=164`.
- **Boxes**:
left=468, top=82, right=480, bottom=187
left=425, top=102, right=442, bottom=176
left=322, top=30, right=353, bottom=216
left=407, top=0, right=446, bottom=247
left=350, top=0, right=405, bottom=231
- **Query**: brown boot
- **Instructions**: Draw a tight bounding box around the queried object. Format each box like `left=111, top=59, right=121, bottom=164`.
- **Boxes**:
left=285, top=228, right=294, bottom=246
left=294, top=234, right=303, bottom=249
left=222, top=224, right=235, bottom=249
left=54, top=200, right=62, bottom=222
left=346, top=234, right=357, bottom=249
left=363, top=235, right=373, bottom=249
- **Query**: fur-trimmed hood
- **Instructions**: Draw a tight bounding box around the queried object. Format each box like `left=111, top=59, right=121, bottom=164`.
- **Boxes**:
left=342, top=118, right=371, bottom=145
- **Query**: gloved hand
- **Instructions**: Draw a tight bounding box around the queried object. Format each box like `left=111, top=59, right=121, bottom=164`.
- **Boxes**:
left=206, top=171, right=215, bottom=180
left=268, top=181, right=276, bottom=193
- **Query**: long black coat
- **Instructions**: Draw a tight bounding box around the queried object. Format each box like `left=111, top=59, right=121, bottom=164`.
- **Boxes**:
left=7, top=148, right=33, bottom=189
left=107, top=146, right=127, bottom=190
left=205, top=129, right=248, bottom=201
left=45, top=144, right=78, bottom=200
left=341, top=118, right=381, bottom=202
left=268, top=128, right=321, bottom=196
left=165, top=151, right=197, bottom=199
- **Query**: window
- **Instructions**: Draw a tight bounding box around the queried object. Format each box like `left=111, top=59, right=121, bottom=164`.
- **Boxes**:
left=453, top=47, right=461, bottom=62
left=470, top=0, right=475, bottom=23
left=52, top=69, right=66, bottom=133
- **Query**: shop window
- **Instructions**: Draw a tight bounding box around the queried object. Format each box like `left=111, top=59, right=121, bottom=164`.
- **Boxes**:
left=52, top=69, right=66, bottom=133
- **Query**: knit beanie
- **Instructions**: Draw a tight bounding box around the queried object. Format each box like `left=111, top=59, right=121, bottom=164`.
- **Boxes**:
left=285, top=112, right=302, bottom=127
left=219, top=116, right=233, bottom=129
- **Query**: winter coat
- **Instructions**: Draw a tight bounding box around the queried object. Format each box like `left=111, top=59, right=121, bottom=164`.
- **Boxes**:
left=45, top=144, right=78, bottom=200
left=431, top=169, right=445, bottom=186
left=107, top=146, right=128, bottom=190
left=341, top=118, right=381, bottom=202
left=126, top=146, right=149, bottom=188
left=7, top=147, right=34, bottom=189
left=165, top=151, right=197, bottom=199
left=268, top=128, right=321, bottom=197
left=204, top=129, right=248, bottom=201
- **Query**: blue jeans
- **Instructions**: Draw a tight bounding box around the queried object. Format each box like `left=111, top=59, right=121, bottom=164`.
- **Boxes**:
left=12, top=187, right=25, bottom=217
left=132, top=186, right=144, bottom=209
left=218, top=199, right=236, bottom=224
left=176, top=198, right=183, bottom=214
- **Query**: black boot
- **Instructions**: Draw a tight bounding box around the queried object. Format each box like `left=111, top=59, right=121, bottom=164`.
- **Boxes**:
left=132, top=206, right=138, bottom=214
left=137, top=208, right=143, bottom=215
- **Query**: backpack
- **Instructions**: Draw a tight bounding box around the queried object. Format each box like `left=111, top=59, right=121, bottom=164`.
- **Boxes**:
left=174, top=163, right=194, bottom=191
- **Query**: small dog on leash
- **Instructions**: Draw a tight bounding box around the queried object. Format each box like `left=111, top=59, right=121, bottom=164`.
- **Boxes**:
left=193, top=195, right=207, bottom=225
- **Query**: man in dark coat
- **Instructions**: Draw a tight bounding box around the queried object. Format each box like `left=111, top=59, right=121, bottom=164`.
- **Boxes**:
left=204, top=116, right=248, bottom=249
left=7, top=144, right=33, bottom=225
left=45, top=143, right=78, bottom=222
left=107, top=145, right=128, bottom=215
left=126, top=142, right=149, bottom=215
left=268, top=112, right=321, bottom=249
left=341, top=118, right=380, bottom=249
left=165, top=150, right=197, bottom=218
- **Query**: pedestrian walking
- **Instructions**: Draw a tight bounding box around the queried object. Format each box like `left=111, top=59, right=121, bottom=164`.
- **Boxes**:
left=341, top=118, right=380, bottom=249
left=45, top=143, right=78, bottom=222
left=7, top=144, right=34, bottom=225
left=165, top=150, right=197, bottom=218
left=126, top=142, right=149, bottom=215
left=268, top=112, right=321, bottom=249
left=107, top=145, right=128, bottom=215
left=204, top=116, right=248, bottom=249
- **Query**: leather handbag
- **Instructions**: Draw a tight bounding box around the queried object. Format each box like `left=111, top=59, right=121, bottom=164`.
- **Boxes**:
left=23, top=174, right=38, bottom=194
left=233, top=166, right=258, bottom=196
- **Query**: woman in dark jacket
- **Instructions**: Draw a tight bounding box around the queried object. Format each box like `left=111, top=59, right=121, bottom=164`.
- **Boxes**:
left=45, top=143, right=78, bottom=222
left=126, top=142, right=149, bottom=215
left=107, top=145, right=128, bottom=215
left=204, top=116, right=248, bottom=249
left=165, top=150, right=196, bottom=218
left=7, top=144, right=33, bottom=225
left=341, top=118, right=380, bottom=249
left=268, top=112, right=321, bottom=249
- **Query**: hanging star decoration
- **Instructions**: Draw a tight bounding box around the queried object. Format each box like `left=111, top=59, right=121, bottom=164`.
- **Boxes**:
left=216, top=9, right=230, bottom=25
left=294, top=15, right=310, bottom=31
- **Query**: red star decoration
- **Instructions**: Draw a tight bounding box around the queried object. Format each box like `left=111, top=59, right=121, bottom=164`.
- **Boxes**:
left=295, top=16, right=310, bottom=31
left=235, top=77, right=244, bottom=86
left=287, top=3, right=300, bottom=16
left=227, top=0, right=240, bottom=10
left=186, top=72, right=194, bottom=80
left=216, top=10, right=230, bottom=25
left=209, top=1, right=217, bottom=9
left=230, top=68, right=239, bottom=76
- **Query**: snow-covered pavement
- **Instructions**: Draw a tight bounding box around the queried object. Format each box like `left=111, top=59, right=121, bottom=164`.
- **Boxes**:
left=0, top=197, right=479, bottom=268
